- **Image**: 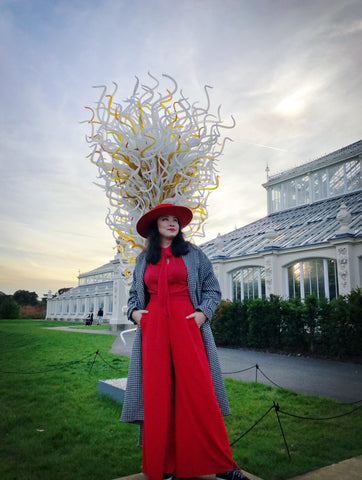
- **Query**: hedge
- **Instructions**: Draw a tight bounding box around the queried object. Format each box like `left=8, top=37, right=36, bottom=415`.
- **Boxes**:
left=211, top=289, right=362, bottom=359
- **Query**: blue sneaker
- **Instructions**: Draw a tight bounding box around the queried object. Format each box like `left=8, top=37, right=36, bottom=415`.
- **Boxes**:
left=216, top=469, right=250, bottom=480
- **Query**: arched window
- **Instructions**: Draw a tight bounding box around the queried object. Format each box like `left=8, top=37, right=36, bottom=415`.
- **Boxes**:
left=286, top=258, right=338, bottom=300
left=231, top=266, right=265, bottom=301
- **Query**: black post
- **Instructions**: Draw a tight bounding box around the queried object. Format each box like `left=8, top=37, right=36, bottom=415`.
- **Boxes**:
left=89, top=349, right=100, bottom=374
left=273, top=401, right=291, bottom=459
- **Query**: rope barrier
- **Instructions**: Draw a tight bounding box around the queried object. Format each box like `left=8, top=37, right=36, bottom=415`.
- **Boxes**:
left=222, top=364, right=257, bottom=375
left=97, top=351, right=122, bottom=371
left=89, top=349, right=100, bottom=373
left=89, top=350, right=122, bottom=373
left=224, top=360, right=362, bottom=458
left=0, top=352, right=96, bottom=375
left=230, top=405, right=274, bottom=447
left=2, top=350, right=361, bottom=410
left=278, top=402, right=362, bottom=421
left=257, top=366, right=284, bottom=389
left=1, top=342, right=361, bottom=460
left=223, top=362, right=361, bottom=401
left=222, top=362, right=287, bottom=388
left=222, top=363, right=283, bottom=388
left=345, top=399, right=362, bottom=405
left=0, top=349, right=124, bottom=375
left=230, top=399, right=362, bottom=458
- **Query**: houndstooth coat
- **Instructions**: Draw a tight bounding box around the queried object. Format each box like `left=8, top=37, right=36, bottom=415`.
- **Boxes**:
left=120, top=243, right=230, bottom=427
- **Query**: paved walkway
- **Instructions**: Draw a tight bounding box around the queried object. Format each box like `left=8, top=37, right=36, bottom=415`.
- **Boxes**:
left=112, top=455, right=362, bottom=480
left=111, top=330, right=362, bottom=402
left=44, top=326, right=117, bottom=335
left=47, top=326, right=362, bottom=479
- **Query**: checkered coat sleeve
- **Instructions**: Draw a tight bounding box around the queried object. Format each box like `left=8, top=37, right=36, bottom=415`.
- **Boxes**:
left=120, top=243, right=230, bottom=426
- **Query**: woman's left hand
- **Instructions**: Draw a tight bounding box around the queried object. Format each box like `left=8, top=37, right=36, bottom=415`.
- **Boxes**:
left=186, top=310, right=207, bottom=328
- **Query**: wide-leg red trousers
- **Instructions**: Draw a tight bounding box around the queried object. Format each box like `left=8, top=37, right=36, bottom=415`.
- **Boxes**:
left=141, top=288, right=234, bottom=480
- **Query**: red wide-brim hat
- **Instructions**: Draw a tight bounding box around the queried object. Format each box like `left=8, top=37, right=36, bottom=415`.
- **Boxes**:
left=136, top=204, right=193, bottom=238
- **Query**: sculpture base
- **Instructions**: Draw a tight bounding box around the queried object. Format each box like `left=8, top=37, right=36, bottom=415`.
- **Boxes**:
left=97, top=378, right=127, bottom=404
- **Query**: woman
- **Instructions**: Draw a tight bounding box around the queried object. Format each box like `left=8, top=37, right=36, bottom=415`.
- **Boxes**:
left=121, top=204, right=249, bottom=480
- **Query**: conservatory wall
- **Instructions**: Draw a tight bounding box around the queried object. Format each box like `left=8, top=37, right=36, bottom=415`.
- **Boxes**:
left=45, top=255, right=130, bottom=330
left=212, top=236, right=362, bottom=303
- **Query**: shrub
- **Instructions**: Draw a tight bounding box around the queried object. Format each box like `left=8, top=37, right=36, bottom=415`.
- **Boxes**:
left=313, top=297, right=331, bottom=354
left=20, top=304, right=46, bottom=319
left=327, top=295, right=351, bottom=357
left=211, top=300, right=230, bottom=346
left=325, top=289, right=362, bottom=358
left=211, top=289, right=362, bottom=360
left=247, top=296, right=281, bottom=349
left=0, top=296, right=21, bottom=319
left=280, top=297, right=307, bottom=352
left=211, top=300, right=249, bottom=346
left=347, top=288, right=362, bottom=356
left=303, top=295, right=320, bottom=353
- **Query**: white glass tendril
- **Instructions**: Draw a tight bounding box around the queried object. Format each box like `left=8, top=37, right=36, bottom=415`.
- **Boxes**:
left=83, top=72, right=235, bottom=283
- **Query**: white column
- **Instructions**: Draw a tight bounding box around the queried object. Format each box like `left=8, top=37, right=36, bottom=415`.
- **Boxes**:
left=102, top=295, right=107, bottom=321
left=335, top=243, right=352, bottom=295
left=211, top=259, right=228, bottom=299
left=257, top=268, right=262, bottom=299
left=46, top=291, right=52, bottom=318
left=264, top=256, right=273, bottom=298
left=85, top=297, right=90, bottom=315
left=109, top=255, right=131, bottom=331
left=263, top=252, right=283, bottom=298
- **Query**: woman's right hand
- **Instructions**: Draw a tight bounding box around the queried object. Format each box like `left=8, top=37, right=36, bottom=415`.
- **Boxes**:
left=131, top=309, right=148, bottom=326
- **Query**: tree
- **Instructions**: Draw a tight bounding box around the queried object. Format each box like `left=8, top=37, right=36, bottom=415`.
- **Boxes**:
left=0, top=297, right=20, bottom=319
left=0, top=291, right=7, bottom=305
left=13, top=290, right=38, bottom=306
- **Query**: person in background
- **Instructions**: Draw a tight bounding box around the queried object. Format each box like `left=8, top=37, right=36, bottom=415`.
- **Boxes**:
left=97, top=307, right=103, bottom=325
left=121, top=204, right=249, bottom=480
left=85, top=312, right=93, bottom=326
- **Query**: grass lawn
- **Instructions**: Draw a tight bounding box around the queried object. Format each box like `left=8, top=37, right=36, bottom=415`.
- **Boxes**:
left=0, top=319, right=361, bottom=480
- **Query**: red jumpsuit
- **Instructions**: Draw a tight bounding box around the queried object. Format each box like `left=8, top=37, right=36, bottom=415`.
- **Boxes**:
left=141, top=246, right=235, bottom=480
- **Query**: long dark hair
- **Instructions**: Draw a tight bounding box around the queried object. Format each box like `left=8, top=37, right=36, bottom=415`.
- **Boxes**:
left=145, top=219, right=190, bottom=264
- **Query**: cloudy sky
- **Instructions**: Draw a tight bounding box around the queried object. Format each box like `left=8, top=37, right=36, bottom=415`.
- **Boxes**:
left=1, top=0, right=361, bottom=298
